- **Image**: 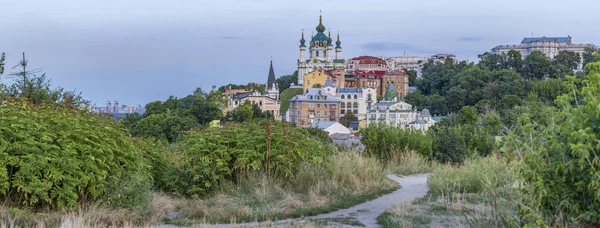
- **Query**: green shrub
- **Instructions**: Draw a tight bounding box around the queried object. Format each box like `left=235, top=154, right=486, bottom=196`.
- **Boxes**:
left=506, top=62, right=600, bottom=226
left=360, top=125, right=432, bottom=162
left=159, top=120, right=333, bottom=198
left=0, top=99, right=150, bottom=209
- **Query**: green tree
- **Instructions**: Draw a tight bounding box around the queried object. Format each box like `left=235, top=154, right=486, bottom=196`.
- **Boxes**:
left=457, top=106, right=477, bottom=125
left=227, top=101, right=254, bottom=122
left=430, top=126, right=466, bottom=165
left=405, top=91, right=429, bottom=110
left=487, top=69, right=524, bottom=102
left=554, top=50, right=581, bottom=71
left=478, top=52, right=507, bottom=71
left=457, top=66, right=491, bottom=106
left=581, top=46, right=596, bottom=71
left=340, top=111, right=357, bottom=127
left=522, top=51, right=556, bottom=79
left=506, top=50, right=523, bottom=73
left=312, top=83, right=323, bottom=88
left=276, top=71, right=298, bottom=92
left=403, top=69, right=418, bottom=86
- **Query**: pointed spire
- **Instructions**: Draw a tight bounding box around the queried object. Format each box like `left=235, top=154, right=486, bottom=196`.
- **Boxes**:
left=300, top=29, right=306, bottom=48
left=267, top=60, right=277, bottom=91
left=327, top=29, right=333, bottom=46
left=336, top=31, right=342, bottom=49
left=316, top=11, right=325, bottom=33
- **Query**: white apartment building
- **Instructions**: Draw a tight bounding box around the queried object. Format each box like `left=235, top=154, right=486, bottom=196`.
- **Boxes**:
left=323, top=79, right=377, bottom=120
left=491, top=36, right=595, bottom=70
left=384, top=54, right=458, bottom=78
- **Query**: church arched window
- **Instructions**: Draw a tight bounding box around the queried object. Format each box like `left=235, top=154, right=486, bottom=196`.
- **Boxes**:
left=353, top=102, right=358, bottom=108
left=341, top=103, right=345, bottom=108
left=341, top=94, right=345, bottom=99
left=354, top=94, right=358, bottom=99
left=346, top=102, right=351, bottom=109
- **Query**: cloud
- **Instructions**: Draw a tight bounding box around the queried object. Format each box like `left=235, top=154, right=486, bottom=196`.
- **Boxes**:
left=360, top=42, right=435, bottom=54
left=218, top=36, right=244, bottom=40
left=458, top=36, right=485, bottom=42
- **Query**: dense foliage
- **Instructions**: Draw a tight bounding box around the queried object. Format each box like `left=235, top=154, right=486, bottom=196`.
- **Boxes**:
left=0, top=99, right=150, bottom=209
left=152, top=121, right=334, bottom=198
left=505, top=60, right=600, bottom=226
left=361, top=126, right=432, bottom=162
left=407, top=50, right=596, bottom=116
left=122, top=89, right=223, bottom=142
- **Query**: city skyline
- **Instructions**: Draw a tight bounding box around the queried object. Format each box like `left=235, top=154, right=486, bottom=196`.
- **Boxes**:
left=1, top=0, right=598, bottom=105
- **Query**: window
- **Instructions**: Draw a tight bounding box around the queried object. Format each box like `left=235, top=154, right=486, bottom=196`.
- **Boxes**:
left=347, top=102, right=351, bottom=109
left=354, top=94, right=358, bottom=99
left=317, top=111, right=320, bottom=116
left=259, top=101, right=262, bottom=105
left=354, top=110, right=358, bottom=114
left=341, top=94, right=345, bottom=99
left=324, top=104, right=327, bottom=108
left=341, top=110, right=345, bottom=114
left=341, top=103, right=345, bottom=108
left=324, top=111, right=328, bottom=116
left=353, top=102, right=358, bottom=108
left=316, top=51, right=319, bottom=57
left=235, top=101, right=238, bottom=105
left=317, top=104, right=321, bottom=108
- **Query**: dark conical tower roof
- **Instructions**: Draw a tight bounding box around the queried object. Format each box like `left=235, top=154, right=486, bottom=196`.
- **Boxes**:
left=267, top=60, right=277, bottom=90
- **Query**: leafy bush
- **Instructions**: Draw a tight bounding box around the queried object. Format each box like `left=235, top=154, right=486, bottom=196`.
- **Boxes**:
left=158, top=121, right=334, bottom=197
left=429, top=106, right=500, bottom=164
left=360, top=125, right=432, bottom=162
left=0, top=99, right=150, bottom=209
left=506, top=62, right=600, bottom=226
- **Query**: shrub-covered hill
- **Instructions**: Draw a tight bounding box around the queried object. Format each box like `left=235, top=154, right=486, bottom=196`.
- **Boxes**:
left=0, top=99, right=150, bottom=209
left=279, top=88, right=304, bottom=115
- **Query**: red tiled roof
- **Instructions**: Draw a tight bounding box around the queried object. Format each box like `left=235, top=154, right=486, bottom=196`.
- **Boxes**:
left=350, top=56, right=387, bottom=65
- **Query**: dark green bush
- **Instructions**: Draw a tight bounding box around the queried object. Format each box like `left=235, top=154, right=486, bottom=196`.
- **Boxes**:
left=157, top=120, right=333, bottom=198
left=0, top=99, right=150, bottom=209
left=360, top=125, right=432, bottom=162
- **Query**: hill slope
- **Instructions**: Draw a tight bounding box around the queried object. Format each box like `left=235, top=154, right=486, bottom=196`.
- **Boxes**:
left=279, top=88, right=304, bottom=115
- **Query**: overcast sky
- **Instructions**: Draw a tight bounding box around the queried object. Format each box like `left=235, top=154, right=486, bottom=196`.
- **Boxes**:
left=1, top=0, right=598, bottom=105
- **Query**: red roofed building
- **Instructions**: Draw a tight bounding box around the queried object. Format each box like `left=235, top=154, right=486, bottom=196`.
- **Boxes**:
left=347, top=56, right=389, bottom=72
left=344, top=56, right=409, bottom=99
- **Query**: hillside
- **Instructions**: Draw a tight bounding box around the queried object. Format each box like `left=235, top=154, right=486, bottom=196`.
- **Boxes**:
left=279, top=87, right=304, bottom=114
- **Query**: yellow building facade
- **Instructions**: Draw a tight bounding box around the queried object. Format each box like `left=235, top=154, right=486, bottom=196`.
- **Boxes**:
left=303, top=69, right=330, bottom=91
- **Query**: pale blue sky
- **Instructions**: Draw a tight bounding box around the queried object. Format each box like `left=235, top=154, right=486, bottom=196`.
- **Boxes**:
left=1, top=0, right=598, bottom=105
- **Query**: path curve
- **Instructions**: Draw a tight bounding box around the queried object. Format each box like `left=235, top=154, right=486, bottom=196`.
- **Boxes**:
left=158, top=173, right=429, bottom=228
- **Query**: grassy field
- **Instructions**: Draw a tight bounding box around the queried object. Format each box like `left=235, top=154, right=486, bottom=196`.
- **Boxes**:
left=163, top=151, right=397, bottom=225
left=379, top=156, right=519, bottom=228
left=279, top=87, right=304, bottom=114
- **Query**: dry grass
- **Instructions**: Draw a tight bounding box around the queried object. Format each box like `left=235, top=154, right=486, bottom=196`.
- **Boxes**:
left=0, top=192, right=177, bottom=228
left=379, top=156, right=520, bottom=228
left=387, top=150, right=439, bottom=176
left=170, top=151, right=397, bottom=224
